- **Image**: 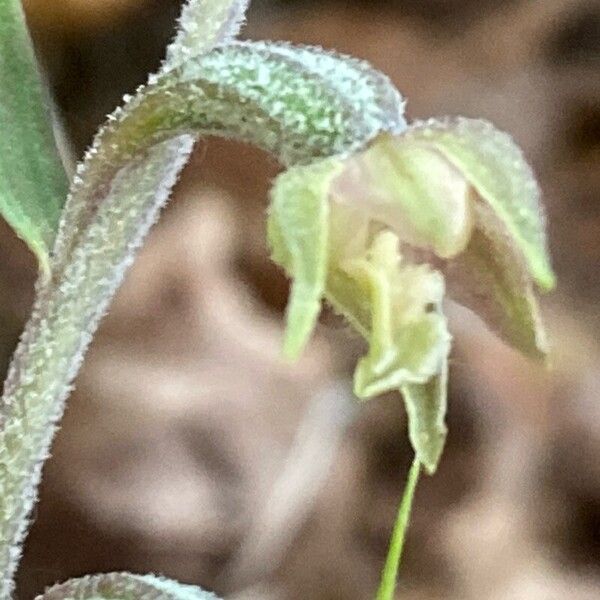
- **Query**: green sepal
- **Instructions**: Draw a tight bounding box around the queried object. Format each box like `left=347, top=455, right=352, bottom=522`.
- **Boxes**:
left=268, top=158, right=345, bottom=359
left=404, top=117, right=556, bottom=291
left=446, top=203, right=549, bottom=359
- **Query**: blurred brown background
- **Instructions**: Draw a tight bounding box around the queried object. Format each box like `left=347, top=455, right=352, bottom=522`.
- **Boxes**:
left=1, top=0, right=599, bottom=598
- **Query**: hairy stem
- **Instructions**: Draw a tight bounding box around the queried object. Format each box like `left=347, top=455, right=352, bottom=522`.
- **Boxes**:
left=37, top=572, right=219, bottom=600
left=0, top=25, right=404, bottom=598
left=376, top=457, right=421, bottom=600
left=0, top=137, right=194, bottom=598
left=162, top=0, right=251, bottom=72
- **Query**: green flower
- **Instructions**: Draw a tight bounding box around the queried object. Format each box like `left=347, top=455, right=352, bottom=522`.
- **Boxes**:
left=268, top=117, right=555, bottom=474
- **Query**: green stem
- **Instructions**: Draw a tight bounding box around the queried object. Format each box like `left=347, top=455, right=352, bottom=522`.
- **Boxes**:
left=376, top=457, right=421, bottom=600
left=0, top=40, right=402, bottom=595
left=0, top=25, right=405, bottom=599
left=0, top=137, right=194, bottom=599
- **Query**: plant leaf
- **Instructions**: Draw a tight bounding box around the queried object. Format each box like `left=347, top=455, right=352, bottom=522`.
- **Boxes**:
left=404, top=117, right=555, bottom=290
left=0, top=0, right=68, bottom=273
left=36, top=573, right=221, bottom=600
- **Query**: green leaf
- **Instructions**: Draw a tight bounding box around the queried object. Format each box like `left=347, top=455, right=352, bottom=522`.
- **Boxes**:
left=36, top=573, right=221, bottom=600
left=401, top=363, right=448, bottom=474
left=405, top=117, right=556, bottom=291
left=268, top=158, right=343, bottom=358
left=0, top=0, right=68, bottom=273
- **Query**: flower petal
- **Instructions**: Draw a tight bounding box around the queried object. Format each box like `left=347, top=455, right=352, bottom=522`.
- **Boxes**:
left=404, top=117, right=556, bottom=290
left=330, top=133, right=474, bottom=258
left=326, top=230, right=451, bottom=469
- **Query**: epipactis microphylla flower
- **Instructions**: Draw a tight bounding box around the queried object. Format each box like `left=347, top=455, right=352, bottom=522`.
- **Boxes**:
left=268, top=116, right=555, bottom=474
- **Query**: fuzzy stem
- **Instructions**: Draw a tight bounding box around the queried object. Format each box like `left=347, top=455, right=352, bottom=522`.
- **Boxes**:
left=0, top=34, right=404, bottom=600
left=0, top=136, right=195, bottom=599
left=376, top=457, right=421, bottom=600
left=162, top=0, right=251, bottom=72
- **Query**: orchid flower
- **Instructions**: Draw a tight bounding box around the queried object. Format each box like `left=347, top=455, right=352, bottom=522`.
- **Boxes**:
left=269, top=117, right=555, bottom=474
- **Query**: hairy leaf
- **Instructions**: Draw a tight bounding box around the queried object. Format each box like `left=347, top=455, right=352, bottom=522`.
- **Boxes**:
left=37, top=573, right=221, bottom=600
left=0, top=0, right=68, bottom=273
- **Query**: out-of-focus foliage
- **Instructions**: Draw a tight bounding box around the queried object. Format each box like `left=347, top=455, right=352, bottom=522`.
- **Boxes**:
left=0, top=0, right=67, bottom=274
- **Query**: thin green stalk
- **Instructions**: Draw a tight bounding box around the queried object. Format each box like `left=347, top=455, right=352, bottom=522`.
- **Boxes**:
left=376, top=456, right=421, bottom=600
